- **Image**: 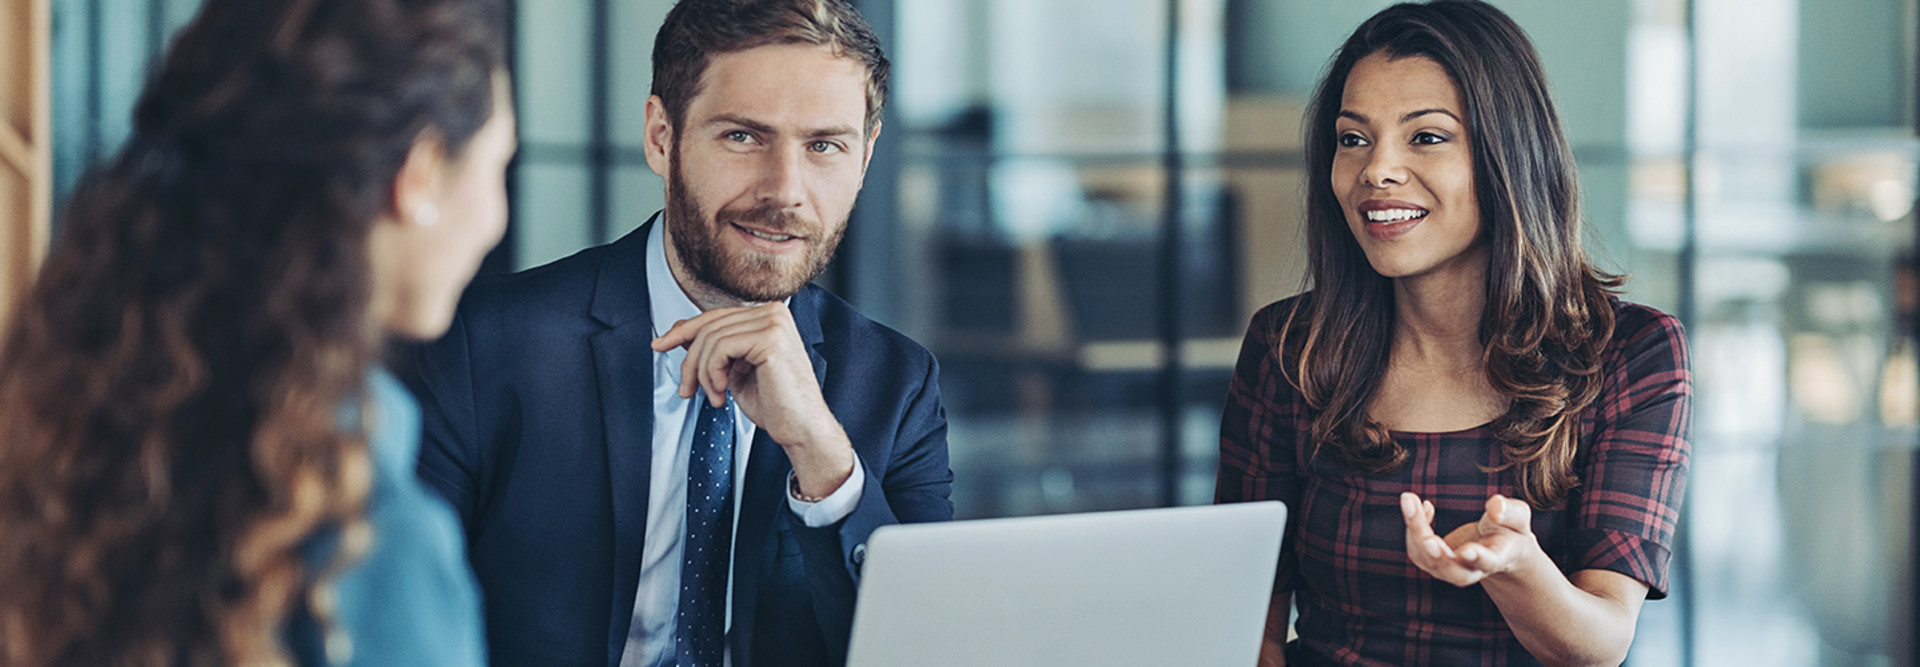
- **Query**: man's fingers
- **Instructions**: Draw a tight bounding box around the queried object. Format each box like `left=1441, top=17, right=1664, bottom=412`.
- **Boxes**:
left=653, top=304, right=776, bottom=352
left=672, top=311, right=773, bottom=401
left=695, top=329, right=757, bottom=407
left=678, top=343, right=702, bottom=400
left=652, top=319, right=695, bottom=352
left=652, top=310, right=727, bottom=352
left=697, top=319, right=785, bottom=403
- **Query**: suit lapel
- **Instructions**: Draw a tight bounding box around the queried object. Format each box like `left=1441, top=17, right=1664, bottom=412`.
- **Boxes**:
left=727, top=425, right=788, bottom=667
left=589, top=218, right=659, bottom=667
left=728, top=287, right=830, bottom=666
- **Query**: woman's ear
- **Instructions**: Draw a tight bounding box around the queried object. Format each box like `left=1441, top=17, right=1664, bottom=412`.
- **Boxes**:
left=390, top=129, right=449, bottom=226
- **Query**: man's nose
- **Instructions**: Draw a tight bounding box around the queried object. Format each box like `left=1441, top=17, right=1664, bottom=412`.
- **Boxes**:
left=755, top=143, right=808, bottom=210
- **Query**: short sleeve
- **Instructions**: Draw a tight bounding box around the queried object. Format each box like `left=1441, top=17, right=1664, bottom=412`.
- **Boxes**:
left=1216, top=300, right=1309, bottom=594
left=1563, top=305, right=1693, bottom=599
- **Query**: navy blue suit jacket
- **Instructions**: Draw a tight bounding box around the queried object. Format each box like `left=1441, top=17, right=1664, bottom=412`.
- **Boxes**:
left=404, top=219, right=954, bottom=667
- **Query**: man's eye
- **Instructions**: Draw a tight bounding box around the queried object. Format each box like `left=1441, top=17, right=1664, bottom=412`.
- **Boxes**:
left=727, top=131, right=753, bottom=143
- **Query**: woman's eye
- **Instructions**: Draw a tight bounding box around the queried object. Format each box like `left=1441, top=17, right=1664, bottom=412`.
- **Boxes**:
left=1412, top=131, right=1448, bottom=145
left=1337, top=132, right=1367, bottom=148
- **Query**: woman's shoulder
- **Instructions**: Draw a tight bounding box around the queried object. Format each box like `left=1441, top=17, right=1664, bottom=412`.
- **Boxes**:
left=1596, top=296, right=1692, bottom=407
left=325, top=370, right=485, bottom=665
left=363, top=368, right=423, bottom=476
left=1248, top=292, right=1313, bottom=336
left=1605, top=296, right=1689, bottom=364
left=1237, top=293, right=1317, bottom=371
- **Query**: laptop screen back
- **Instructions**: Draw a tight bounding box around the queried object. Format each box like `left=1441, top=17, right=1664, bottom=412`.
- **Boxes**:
left=845, top=501, right=1288, bottom=667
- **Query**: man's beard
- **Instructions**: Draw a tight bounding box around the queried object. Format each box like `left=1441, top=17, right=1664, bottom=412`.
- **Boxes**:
left=665, top=149, right=846, bottom=304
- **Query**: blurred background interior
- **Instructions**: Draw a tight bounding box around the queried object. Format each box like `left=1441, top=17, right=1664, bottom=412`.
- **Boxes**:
left=3, top=0, right=1917, bottom=664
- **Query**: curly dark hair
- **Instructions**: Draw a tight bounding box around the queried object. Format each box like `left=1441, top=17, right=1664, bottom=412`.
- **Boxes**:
left=1286, top=0, right=1621, bottom=509
left=0, top=0, right=503, bottom=663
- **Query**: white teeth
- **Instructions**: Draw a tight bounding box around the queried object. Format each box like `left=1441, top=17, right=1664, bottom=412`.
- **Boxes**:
left=744, top=228, right=795, bottom=242
left=1365, top=208, right=1428, bottom=222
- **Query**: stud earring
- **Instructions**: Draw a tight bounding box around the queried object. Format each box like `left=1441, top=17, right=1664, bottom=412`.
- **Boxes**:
left=414, top=202, right=440, bottom=227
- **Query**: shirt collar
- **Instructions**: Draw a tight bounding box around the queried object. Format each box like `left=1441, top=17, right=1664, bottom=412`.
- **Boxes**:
left=646, top=214, right=706, bottom=336
left=647, top=216, right=703, bottom=383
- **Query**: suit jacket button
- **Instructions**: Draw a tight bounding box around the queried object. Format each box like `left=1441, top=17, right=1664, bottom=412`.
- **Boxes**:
left=851, top=543, right=867, bottom=565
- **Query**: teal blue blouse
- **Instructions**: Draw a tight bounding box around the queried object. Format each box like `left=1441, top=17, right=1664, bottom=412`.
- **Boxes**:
left=294, top=369, right=486, bottom=666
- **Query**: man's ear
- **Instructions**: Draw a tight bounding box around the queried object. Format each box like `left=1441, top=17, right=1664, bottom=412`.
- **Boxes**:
left=860, top=120, right=883, bottom=175
left=644, top=95, right=673, bottom=178
left=391, top=129, right=448, bottom=225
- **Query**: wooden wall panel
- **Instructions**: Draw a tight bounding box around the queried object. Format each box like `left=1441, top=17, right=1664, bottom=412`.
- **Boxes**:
left=0, top=0, right=50, bottom=330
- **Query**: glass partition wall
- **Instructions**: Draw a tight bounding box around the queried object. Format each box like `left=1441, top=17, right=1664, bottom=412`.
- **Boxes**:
left=1675, top=0, right=1920, bottom=663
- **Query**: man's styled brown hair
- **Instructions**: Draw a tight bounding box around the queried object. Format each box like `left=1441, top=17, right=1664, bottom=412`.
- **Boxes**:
left=650, top=0, right=889, bottom=135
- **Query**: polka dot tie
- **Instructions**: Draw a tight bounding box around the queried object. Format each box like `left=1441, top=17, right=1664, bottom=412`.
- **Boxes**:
left=677, top=395, right=735, bottom=667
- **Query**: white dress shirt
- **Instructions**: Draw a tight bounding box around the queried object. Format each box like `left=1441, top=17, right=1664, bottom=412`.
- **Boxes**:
left=621, top=217, right=866, bottom=667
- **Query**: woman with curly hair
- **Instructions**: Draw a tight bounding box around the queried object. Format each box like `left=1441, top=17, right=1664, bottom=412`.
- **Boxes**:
left=1216, top=1, right=1691, bottom=665
left=0, top=0, right=512, bottom=664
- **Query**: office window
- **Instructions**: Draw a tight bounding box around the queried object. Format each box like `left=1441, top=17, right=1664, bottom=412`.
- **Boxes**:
left=510, top=0, right=671, bottom=272
left=49, top=0, right=200, bottom=213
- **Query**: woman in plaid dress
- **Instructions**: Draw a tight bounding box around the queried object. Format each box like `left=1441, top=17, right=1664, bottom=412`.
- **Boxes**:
left=1216, top=2, right=1692, bottom=665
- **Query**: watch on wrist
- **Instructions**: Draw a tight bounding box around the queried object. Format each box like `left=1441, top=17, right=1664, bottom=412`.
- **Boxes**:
left=789, top=473, right=828, bottom=503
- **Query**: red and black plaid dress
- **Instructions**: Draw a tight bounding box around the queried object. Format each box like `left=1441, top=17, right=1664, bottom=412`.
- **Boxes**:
left=1216, top=294, right=1692, bottom=666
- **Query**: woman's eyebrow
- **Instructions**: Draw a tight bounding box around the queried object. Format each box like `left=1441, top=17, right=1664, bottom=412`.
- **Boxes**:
left=1399, top=108, right=1460, bottom=124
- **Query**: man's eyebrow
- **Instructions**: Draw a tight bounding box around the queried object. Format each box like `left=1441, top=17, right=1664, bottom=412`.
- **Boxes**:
left=805, top=126, right=860, bottom=139
left=705, top=114, right=776, bottom=134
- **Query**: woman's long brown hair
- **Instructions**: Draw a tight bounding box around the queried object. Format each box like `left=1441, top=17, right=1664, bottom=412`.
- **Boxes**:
left=0, top=0, right=501, bottom=663
left=1288, top=0, right=1620, bottom=509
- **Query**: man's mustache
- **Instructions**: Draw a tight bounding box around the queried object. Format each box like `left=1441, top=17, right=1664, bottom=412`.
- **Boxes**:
left=718, top=204, right=812, bottom=238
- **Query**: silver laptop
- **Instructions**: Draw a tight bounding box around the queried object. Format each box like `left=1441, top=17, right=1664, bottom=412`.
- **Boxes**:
left=845, top=501, right=1287, bottom=667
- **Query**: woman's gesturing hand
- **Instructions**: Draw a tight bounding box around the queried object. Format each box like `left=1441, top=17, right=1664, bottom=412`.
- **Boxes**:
left=1400, top=492, right=1540, bottom=587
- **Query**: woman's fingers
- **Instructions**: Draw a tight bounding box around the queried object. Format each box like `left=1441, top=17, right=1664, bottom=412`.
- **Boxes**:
left=1401, top=491, right=1540, bottom=586
left=1402, top=493, right=1444, bottom=565
left=1403, top=492, right=1487, bottom=585
left=1477, top=494, right=1533, bottom=536
left=1498, top=495, right=1532, bottom=531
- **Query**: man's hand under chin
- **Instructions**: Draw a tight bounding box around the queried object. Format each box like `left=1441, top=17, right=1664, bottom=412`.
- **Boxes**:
left=652, top=302, right=857, bottom=497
